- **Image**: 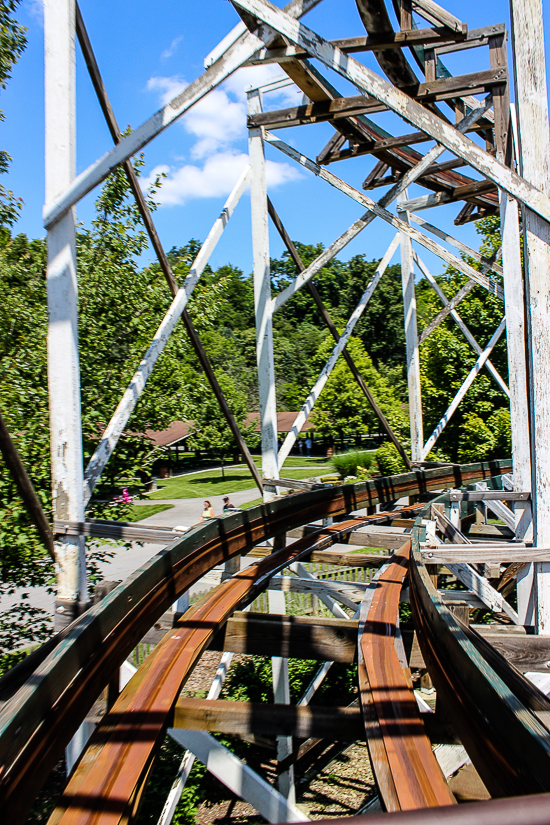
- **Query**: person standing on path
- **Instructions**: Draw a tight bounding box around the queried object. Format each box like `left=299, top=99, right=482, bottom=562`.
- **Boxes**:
left=305, top=436, right=312, bottom=457
left=200, top=500, right=215, bottom=522
left=222, top=495, right=237, bottom=513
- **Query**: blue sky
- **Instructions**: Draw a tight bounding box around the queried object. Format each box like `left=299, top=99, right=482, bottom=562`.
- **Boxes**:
left=3, top=0, right=550, bottom=280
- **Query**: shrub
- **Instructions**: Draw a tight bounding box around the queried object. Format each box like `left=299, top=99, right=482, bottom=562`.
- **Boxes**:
left=375, top=442, right=407, bottom=476
left=330, top=450, right=374, bottom=478
left=221, top=655, right=357, bottom=706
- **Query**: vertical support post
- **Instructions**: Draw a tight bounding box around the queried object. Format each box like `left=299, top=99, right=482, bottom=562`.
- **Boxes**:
left=510, top=0, right=550, bottom=633
left=45, top=0, right=87, bottom=630
left=398, top=193, right=423, bottom=461
left=268, top=589, right=295, bottom=804
left=248, top=89, right=278, bottom=498
left=449, top=500, right=461, bottom=530
left=490, top=31, right=534, bottom=623
left=174, top=590, right=190, bottom=621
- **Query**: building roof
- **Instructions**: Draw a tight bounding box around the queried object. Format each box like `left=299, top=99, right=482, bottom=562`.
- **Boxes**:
left=244, top=412, right=316, bottom=433
left=144, top=420, right=196, bottom=448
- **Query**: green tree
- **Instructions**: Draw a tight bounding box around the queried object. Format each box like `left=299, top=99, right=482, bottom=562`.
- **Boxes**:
left=185, top=371, right=260, bottom=475
left=0, top=163, right=227, bottom=656
left=419, top=217, right=508, bottom=461
left=310, top=336, right=407, bottom=447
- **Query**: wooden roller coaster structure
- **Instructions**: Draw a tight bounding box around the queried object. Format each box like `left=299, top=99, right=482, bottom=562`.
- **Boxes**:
left=2, top=0, right=550, bottom=822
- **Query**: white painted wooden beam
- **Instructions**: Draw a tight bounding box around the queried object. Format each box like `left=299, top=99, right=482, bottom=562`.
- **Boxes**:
left=414, top=252, right=509, bottom=396
left=272, top=96, right=492, bottom=311
left=409, top=213, right=503, bottom=275
left=474, top=482, right=515, bottom=532
left=277, top=235, right=399, bottom=466
left=83, top=167, right=250, bottom=504
left=269, top=588, right=294, bottom=803
left=510, top=0, right=550, bottom=634
left=248, top=91, right=279, bottom=492
left=45, top=0, right=87, bottom=629
left=232, top=0, right=550, bottom=225
left=265, top=132, right=504, bottom=300
left=159, top=652, right=234, bottom=825
left=425, top=536, right=519, bottom=622
left=169, top=730, right=308, bottom=823
left=399, top=194, right=424, bottom=461
left=42, top=0, right=320, bottom=228
left=422, top=317, right=507, bottom=458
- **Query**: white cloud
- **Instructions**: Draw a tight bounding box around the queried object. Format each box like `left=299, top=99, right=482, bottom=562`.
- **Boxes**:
left=142, top=151, right=301, bottom=207
left=26, top=0, right=44, bottom=26
left=147, top=75, right=188, bottom=107
left=144, top=68, right=303, bottom=206
left=161, top=36, right=183, bottom=61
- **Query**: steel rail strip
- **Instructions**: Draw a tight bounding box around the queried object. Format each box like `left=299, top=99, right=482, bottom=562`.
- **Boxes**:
left=0, top=461, right=510, bottom=823
left=47, top=519, right=369, bottom=825
left=409, top=493, right=550, bottom=797
left=358, top=541, right=454, bottom=811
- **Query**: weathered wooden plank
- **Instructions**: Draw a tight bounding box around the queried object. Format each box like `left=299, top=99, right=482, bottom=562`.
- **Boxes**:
left=287, top=524, right=412, bottom=550
left=209, top=612, right=358, bottom=662
left=399, top=179, right=498, bottom=212
left=469, top=523, right=514, bottom=539
left=263, top=476, right=317, bottom=490
left=401, top=69, right=505, bottom=103
left=172, top=698, right=364, bottom=740
left=449, top=491, right=530, bottom=501
left=45, top=0, right=87, bottom=632
left=233, top=0, right=550, bottom=225
left=330, top=24, right=504, bottom=53
left=399, top=194, right=424, bottom=461
left=247, top=94, right=386, bottom=129
left=411, top=0, right=466, bottom=32
left=474, top=628, right=550, bottom=674
left=248, top=87, right=279, bottom=497
left=247, top=546, right=392, bottom=565
left=265, top=132, right=504, bottom=301
left=511, top=0, right=550, bottom=633
left=323, top=122, right=487, bottom=164
left=54, top=518, right=187, bottom=544
left=248, top=72, right=503, bottom=129
left=421, top=547, right=547, bottom=564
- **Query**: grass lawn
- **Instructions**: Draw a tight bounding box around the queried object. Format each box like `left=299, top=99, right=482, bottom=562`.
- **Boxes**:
left=149, top=467, right=326, bottom=500
left=242, top=497, right=264, bottom=509
left=126, top=503, right=174, bottom=521
left=264, top=455, right=332, bottom=469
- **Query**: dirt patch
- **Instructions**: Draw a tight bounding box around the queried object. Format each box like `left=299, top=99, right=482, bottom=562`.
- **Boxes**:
left=298, top=742, right=376, bottom=819
left=183, top=650, right=224, bottom=697
left=195, top=798, right=261, bottom=825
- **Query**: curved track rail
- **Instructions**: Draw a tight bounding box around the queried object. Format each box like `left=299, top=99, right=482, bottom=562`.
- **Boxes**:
left=358, top=541, right=454, bottom=811
left=0, top=460, right=512, bottom=823
left=409, top=493, right=550, bottom=798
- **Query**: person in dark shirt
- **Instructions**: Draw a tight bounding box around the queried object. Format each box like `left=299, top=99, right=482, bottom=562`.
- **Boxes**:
left=222, top=495, right=236, bottom=513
